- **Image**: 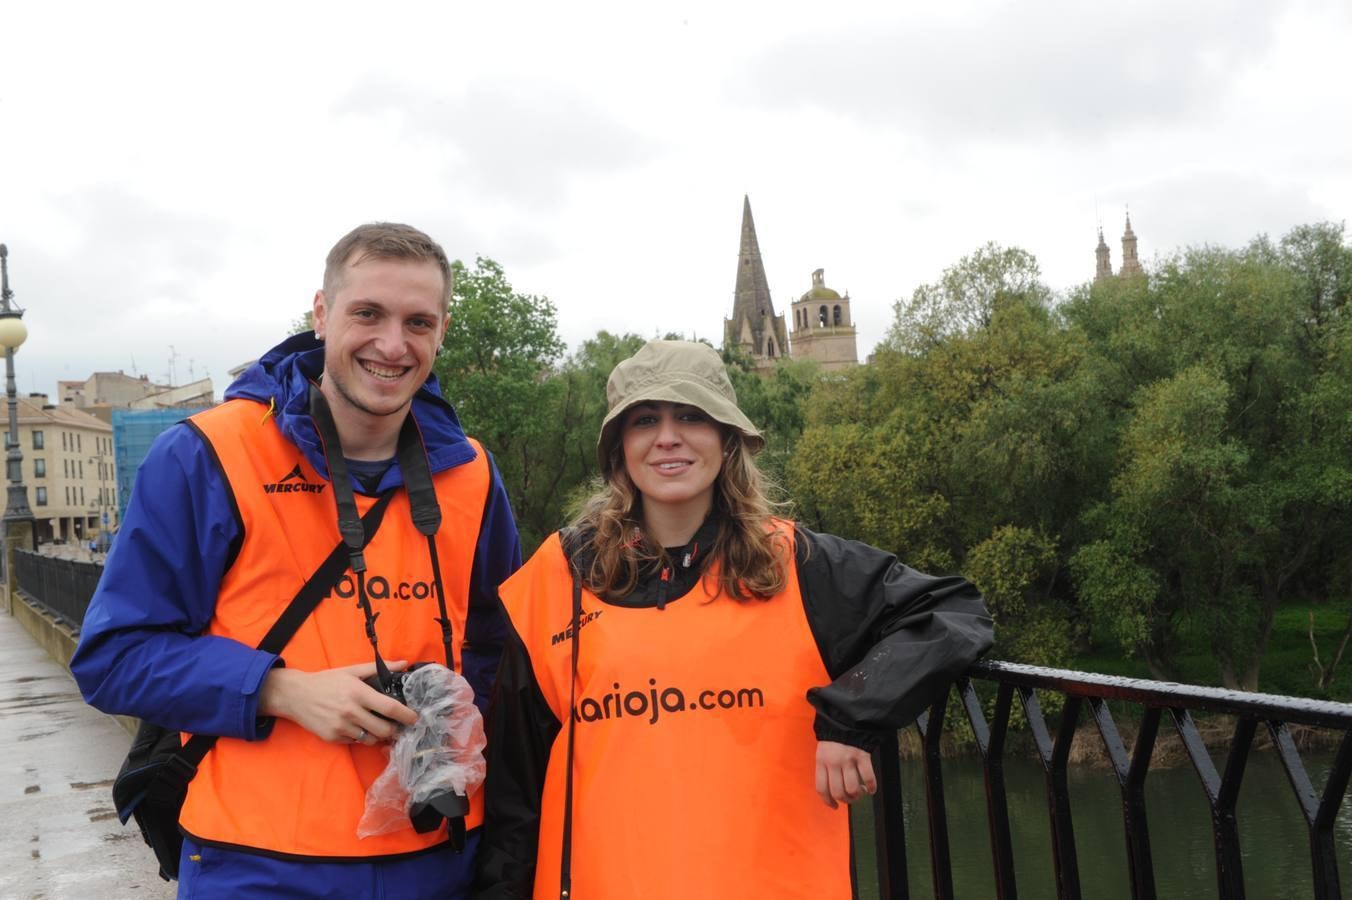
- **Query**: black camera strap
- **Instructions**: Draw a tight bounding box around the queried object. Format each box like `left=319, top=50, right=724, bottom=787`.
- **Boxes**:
left=559, top=568, right=582, bottom=900
left=395, top=414, right=457, bottom=673
left=310, top=385, right=455, bottom=680
left=166, top=486, right=396, bottom=780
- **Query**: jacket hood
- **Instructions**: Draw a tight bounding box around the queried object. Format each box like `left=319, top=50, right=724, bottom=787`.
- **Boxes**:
left=224, top=331, right=477, bottom=485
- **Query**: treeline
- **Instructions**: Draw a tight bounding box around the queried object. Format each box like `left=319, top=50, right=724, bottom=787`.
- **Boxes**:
left=435, top=224, right=1352, bottom=694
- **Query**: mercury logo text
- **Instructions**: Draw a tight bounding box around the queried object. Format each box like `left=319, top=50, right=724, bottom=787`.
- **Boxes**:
left=551, top=609, right=603, bottom=645
left=263, top=464, right=327, bottom=495
left=573, top=678, right=765, bottom=726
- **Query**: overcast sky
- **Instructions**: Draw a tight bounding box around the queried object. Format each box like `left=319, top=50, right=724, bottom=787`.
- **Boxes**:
left=1, top=0, right=1347, bottom=400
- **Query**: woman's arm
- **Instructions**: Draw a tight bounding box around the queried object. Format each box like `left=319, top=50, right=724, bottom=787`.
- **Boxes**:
left=471, top=625, right=561, bottom=899
left=795, top=525, right=995, bottom=749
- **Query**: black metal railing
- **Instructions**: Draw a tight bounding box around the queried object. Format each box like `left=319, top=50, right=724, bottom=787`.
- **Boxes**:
left=869, top=660, right=1352, bottom=900
left=14, top=549, right=103, bottom=628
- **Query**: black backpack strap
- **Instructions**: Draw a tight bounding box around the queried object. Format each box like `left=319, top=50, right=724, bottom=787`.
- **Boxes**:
left=172, top=487, right=398, bottom=772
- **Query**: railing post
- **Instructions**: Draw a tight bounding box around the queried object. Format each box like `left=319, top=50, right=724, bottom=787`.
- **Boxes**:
left=1021, top=688, right=1082, bottom=900
left=1089, top=697, right=1158, bottom=900
left=960, top=678, right=1018, bottom=899
left=1268, top=721, right=1352, bottom=900
left=1170, top=708, right=1251, bottom=899
left=871, top=729, right=910, bottom=900
left=917, top=693, right=955, bottom=900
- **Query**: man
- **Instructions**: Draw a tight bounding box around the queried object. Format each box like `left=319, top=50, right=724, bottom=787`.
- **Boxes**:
left=72, top=223, right=521, bottom=898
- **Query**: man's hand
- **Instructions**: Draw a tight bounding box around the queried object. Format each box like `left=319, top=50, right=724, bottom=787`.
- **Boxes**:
left=259, top=661, right=420, bottom=745
left=814, top=740, right=876, bottom=809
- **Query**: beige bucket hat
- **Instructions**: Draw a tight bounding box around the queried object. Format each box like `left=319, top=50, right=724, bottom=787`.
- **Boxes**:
left=597, top=340, right=764, bottom=474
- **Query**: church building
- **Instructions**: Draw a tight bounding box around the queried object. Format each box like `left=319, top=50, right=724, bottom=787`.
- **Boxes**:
left=723, top=196, right=859, bottom=373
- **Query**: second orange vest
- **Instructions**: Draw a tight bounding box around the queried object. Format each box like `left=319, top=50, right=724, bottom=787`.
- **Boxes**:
left=497, top=525, right=851, bottom=900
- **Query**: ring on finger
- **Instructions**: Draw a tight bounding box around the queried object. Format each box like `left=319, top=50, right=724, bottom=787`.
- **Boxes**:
left=356, top=728, right=368, bottom=742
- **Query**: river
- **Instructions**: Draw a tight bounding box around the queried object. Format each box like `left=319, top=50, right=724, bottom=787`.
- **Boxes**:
left=851, top=747, right=1352, bottom=899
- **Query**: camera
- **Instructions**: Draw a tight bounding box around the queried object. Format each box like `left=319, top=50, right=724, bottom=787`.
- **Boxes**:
left=363, top=662, right=471, bottom=848
left=364, top=662, right=431, bottom=714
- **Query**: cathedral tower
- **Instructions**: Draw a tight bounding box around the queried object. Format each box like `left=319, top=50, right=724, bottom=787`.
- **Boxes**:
left=723, top=196, right=789, bottom=371
left=1119, top=211, right=1143, bottom=278
left=1095, top=228, right=1113, bottom=283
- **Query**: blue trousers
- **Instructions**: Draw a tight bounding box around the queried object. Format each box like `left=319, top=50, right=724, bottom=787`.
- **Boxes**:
left=177, top=833, right=478, bottom=899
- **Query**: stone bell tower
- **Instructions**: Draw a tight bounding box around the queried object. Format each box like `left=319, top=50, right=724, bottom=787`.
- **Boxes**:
left=1094, top=228, right=1113, bottom=283
left=1119, top=211, right=1144, bottom=278
left=788, top=268, right=858, bottom=371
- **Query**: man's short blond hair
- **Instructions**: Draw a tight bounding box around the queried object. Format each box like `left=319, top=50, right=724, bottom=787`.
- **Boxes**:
left=322, top=222, right=453, bottom=308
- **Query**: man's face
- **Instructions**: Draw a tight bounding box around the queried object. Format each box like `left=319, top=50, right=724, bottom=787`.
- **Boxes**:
left=312, top=254, right=449, bottom=431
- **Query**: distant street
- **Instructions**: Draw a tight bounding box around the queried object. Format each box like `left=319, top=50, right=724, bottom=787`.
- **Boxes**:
left=0, top=611, right=174, bottom=900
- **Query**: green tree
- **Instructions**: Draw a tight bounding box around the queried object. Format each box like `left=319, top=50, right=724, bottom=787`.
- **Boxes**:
left=435, top=257, right=565, bottom=549
left=884, top=242, right=1048, bottom=350
left=290, top=310, right=314, bottom=335
left=546, top=331, right=650, bottom=521
left=1067, top=227, right=1352, bottom=689
left=723, top=348, right=820, bottom=495
left=966, top=526, right=1072, bottom=667
left=792, top=244, right=1097, bottom=665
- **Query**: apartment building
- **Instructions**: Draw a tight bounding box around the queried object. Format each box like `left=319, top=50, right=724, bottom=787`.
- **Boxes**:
left=12, top=393, right=116, bottom=546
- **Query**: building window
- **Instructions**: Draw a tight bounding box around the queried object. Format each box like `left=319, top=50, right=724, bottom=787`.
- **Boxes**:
left=78, top=460, right=83, bottom=478
left=818, top=305, right=828, bottom=327
left=36, top=487, right=47, bottom=506
left=77, top=434, right=82, bottom=452
left=34, top=459, right=44, bottom=478
left=62, top=432, right=68, bottom=451
left=32, top=431, right=43, bottom=450
left=833, top=305, right=842, bottom=326
left=80, top=486, right=85, bottom=505
left=65, top=486, right=71, bottom=505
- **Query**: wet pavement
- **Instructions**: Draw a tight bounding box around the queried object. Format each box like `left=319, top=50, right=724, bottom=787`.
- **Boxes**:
left=0, top=611, right=175, bottom=900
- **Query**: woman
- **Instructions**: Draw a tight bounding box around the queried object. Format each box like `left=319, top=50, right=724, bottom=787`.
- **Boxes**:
left=473, top=340, right=993, bottom=899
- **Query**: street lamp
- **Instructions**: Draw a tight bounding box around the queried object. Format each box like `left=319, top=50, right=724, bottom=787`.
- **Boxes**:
left=0, top=244, right=35, bottom=600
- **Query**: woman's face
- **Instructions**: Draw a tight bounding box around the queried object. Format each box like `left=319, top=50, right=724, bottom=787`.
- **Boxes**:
left=620, top=401, right=724, bottom=520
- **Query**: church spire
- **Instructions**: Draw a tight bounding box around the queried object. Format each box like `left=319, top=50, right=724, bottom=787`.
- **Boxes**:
left=1119, top=209, right=1143, bottom=278
left=726, top=195, right=781, bottom=358
left=1095, top=227, right=1112, bottom=282
left=733, top=195, right=774, bottom=323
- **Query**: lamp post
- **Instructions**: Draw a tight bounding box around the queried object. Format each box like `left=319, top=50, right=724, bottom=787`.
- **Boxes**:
left=0, top=244, right=35, bottom=606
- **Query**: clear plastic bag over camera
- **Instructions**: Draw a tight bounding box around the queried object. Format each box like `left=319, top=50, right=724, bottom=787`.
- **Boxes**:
left=357, top=664, right=487, bottom=838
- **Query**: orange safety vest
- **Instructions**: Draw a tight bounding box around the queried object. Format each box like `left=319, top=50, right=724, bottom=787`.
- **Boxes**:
left=497, top=524, right=851, bottom=900
left=178, top=398, right=490, bottom=859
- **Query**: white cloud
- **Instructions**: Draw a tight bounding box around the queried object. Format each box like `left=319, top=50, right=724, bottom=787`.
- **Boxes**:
left=736, top=1, right=1283, bottom=143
